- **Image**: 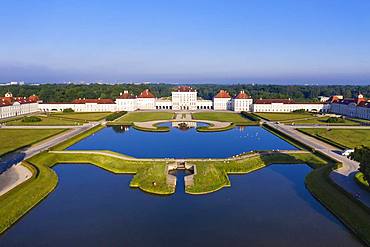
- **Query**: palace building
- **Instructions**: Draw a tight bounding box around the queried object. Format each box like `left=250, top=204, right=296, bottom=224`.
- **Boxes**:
left=0, top=92, right=40, bottom=119
left=5, top=87, right=368, bottom=120
left=329, top=93, right=370, bottom=120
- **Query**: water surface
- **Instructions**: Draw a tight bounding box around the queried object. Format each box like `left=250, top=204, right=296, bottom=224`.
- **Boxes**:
left=68, top=125, right=297, bottom=158
left=0, top=164, right=362, bottom=247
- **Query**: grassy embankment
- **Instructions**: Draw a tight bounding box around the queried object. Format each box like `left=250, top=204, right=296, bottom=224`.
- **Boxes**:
left=187, top=152, right=326, bottom=194
left=254, top=112, right=314, bottom=121
left=298, top=128, right=370, bottom=149
left=5, top=112, right=111, bottom=126
left=107, top=111, right=175, bottom=131
left=5, top=115, right=83, bottom=126
left=50, top=112, right=111, bottom=121
left=192, top=112, right=258, bottom=132
left=0, top=129, right=67, bottom=156
left=265, top=124, right=370, bottom=245
left=306, top=165, right=370, bottom=246
left=254, top=112, right=359, bottom=125
left=354, top=172, right=369, bottom=191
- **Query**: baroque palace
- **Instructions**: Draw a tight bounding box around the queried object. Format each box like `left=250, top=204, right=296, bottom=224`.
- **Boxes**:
left=1, top=86, right=369, bottom=120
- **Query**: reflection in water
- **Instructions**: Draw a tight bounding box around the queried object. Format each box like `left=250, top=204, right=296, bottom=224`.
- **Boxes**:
left=0, top=164, right=362, bottom=247
left=68, top=126, right=298, bottom=158
left=111, top=125, right=130, bottom=133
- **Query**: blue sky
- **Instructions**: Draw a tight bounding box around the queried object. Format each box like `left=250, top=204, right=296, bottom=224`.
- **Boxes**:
left=1, top=0, right=370, bottom=84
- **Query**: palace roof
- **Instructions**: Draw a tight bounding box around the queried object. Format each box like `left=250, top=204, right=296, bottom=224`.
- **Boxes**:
left=254, top=99, right=295, bottom=104
left=331, top=93, right=368, bottom=107
left=214, top=90, right=231, bottom=98
left=138, top=89, right=155, bottom=98
left=0, top=93, right=40, bottom=107
left=234, top=90, right=250, bottom=99
left=71, top=98, right=115, bottom=104
left=174, top=86, right=196, bottom=92
left=117, top=91, right=136, bottom=99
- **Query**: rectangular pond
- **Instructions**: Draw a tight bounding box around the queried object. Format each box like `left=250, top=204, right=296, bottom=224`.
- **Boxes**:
left=0, top=164, right=362, bottom=246
left=67, top=125, right=298, bottom=158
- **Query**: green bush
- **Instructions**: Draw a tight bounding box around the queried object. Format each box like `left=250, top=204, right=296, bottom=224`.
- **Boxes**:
left=21, top=116, right=42, bottom=122
left=105, top=111, right=127, bottom=121
left=293, top=109, right=306, bottom=113
left=326, top=117, right=345, bottom=123
left=62, top=108, right=74, bottom=113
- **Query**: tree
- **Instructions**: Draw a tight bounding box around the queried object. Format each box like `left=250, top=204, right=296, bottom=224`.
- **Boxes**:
left=351, top=146, right=370, bottom=183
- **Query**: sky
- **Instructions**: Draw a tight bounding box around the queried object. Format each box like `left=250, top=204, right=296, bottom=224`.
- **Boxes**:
left=1, top=0, right=370, bottom=84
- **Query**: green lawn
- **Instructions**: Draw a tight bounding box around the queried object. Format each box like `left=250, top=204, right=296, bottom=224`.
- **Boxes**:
left=50, top=112, right=111, bottom=121
left=187, top=152, right=327, bottom=194
left=192, top=112, right=256, bottom=125
left=5, top=115, right=83, bottom=126
left=111, top=111, right=175, bottom=125
left=286, top=117, right=359, bottom=126
left=253, top=112, right=313, bottom=121
left=306, top=165, right=370, bottom=245
left=299, top=128, right=370, bottom=149
left=0, top=129, right=66, bottom=156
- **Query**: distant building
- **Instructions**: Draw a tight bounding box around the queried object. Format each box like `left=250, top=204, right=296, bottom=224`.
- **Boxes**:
left=34, top=86, right=341, bottom=116
left=330, top=93, right=370, bottom=120
left=232, top=90, right=253, bottom=112
left=213, top=90, right=232, bottom=110
left=39, top=98, right=117, bottom=112
left=0, top=92, right=40, bottom=119
left=252, top=98, right=329, bottom=113
left=137, top=89, right=156, bottom=110
left=171, top=86, right=197, bottom=111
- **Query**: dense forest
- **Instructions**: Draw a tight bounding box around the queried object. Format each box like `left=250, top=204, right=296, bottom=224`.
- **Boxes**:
left=0, top=84, right=369, bottom=103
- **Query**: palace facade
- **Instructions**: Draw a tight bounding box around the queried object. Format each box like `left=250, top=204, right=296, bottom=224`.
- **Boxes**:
left=329, top=93, right=370, bottom=120
left=4, top=87, right=368, bottom=120
left=0, top=92, right=39, bottom=119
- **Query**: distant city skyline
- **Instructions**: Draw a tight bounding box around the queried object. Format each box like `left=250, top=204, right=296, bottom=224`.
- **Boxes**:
left=1, top=0, right=370, bottom=85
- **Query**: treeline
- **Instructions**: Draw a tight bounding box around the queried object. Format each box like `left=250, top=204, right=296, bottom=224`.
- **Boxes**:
left=0, top=84, right=369, bottom=103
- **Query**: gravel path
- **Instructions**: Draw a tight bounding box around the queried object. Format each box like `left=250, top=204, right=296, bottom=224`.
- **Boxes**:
left=0, top=163, right=32, bottom=196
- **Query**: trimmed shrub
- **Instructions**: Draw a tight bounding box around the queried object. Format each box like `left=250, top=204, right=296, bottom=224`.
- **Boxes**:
left=105, top=111, right=127, bottom=121
left=293, top=109, right=306, bottom=113
left=62, top=108, right=74, bottom=113
left=326, top=117, right=345, bottom=123
left=22, top=116, right=42, bottom=122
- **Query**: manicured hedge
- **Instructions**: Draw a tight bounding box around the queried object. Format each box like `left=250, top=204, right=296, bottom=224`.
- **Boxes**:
left=22, top=116, right=42, bottom=122
left=62, top=108, right=74, bottom=113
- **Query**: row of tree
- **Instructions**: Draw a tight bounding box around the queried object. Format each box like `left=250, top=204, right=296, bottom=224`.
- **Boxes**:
left=0, top=84, right=369, bottom=103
